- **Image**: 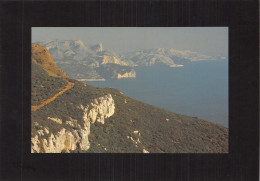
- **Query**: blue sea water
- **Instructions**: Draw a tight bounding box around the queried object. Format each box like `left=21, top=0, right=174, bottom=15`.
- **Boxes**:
left=85, top=60, right=228, bottom=127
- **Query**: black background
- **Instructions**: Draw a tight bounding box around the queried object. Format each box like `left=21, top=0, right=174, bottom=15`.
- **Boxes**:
left=0, top=1, right=259, bottom=181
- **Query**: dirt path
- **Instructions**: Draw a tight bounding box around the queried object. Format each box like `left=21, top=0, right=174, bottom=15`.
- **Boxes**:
left=31, top=80, right=74, bottom=112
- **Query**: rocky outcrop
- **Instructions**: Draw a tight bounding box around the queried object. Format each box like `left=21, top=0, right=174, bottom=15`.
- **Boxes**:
left=31, top=44, right=69, bottom=78
left=117, top=70, right=136, bottom=79
left=101, top=56, right=129, bottom=66
left=80, top=94, right=115, bottom=125
left=32, top=127, right=90, bottom=153
left=90, top=43, right=103, bottom=52
left=96, top=63, right=136, bottom=80
left=31, top=94, right=115, bottom=153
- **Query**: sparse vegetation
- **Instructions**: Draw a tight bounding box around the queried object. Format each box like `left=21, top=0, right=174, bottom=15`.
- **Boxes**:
left=31, top=43, right=228, bottom=153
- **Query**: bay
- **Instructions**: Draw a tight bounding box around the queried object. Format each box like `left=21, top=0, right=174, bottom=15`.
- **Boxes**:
left=85, top=60, right=228, bottom=127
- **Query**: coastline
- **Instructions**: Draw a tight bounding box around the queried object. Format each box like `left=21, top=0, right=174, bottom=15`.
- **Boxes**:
left=77, top=78, right=105, bottom=81
left=169, top=64, right=184, bottom=67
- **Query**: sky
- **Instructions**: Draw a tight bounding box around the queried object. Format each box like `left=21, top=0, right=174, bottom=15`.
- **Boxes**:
left=32, top=27, right=228, bottom=57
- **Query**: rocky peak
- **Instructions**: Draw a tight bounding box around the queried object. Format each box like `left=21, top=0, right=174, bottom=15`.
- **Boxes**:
left=72, top=40, right=88, bottom=50
left=90, top=42, right=103, bottom=52
left=156, top=48, right=166, bottom=54
left=75, top=40, right=84, bottom=46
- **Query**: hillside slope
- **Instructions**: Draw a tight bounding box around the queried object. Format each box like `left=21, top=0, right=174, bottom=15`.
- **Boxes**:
left=31, top=44, right=228, bottom=153
left=32, top=44, right=69, bottom=78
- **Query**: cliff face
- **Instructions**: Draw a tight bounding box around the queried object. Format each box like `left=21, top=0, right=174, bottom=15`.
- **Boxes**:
left=31, top=44, right=228, bottom=153
left=117, top=70, right=136, bottom=79
left=31, top=94, right=115, bottom=153
left=101, top=55, right=129, bottom=66
left=96, top=63, right=135, bottom=79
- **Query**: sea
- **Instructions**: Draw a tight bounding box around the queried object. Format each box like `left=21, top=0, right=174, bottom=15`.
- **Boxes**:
left=85, top=60, right=228, bottom=127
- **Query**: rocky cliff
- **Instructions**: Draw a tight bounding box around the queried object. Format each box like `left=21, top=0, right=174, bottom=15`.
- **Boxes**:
left=117, top=70, right=136, bottom=79
left=100, top=55, right=129, bottom=66
left=31, top=44, right=228, bottom=153
left=31, top=94, right=115, bottom=153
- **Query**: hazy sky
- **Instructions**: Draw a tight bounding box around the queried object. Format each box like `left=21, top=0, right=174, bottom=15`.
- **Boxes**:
left=32, top=27, right=228, bottom=57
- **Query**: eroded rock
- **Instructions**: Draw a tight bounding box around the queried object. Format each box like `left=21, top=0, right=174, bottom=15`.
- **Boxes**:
left=31, top=94, right=115, bottom=153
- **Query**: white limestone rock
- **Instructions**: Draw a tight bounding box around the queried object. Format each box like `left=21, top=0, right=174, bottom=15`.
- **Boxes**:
left=117, top=70, right=136, bottom=79
left=48, top=117, right=62, bottom=124
left=143, top=149, right=149, bottom=153
left=31, top=94, right=115, bottom=153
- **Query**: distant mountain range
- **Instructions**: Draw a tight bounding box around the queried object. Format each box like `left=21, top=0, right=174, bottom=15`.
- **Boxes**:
left=34, top=40, right=135, bottom=80
left=120, top=48, right=226, bottom=66
left=34, top=40, right=226, bottom=80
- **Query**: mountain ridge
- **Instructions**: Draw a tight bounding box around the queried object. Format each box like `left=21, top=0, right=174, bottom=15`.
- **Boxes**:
left=120, top=47, right=226, bottom=67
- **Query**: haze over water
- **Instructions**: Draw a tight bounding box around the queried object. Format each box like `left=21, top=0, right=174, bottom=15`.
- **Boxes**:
left=86, top=60, right=228, bottom=127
